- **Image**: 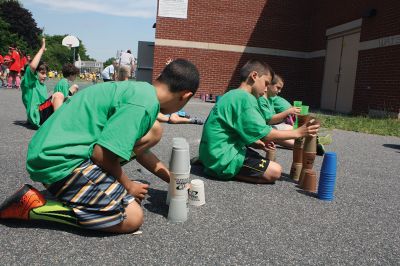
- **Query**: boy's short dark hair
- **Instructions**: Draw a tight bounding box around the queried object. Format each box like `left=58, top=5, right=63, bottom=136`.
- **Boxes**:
left=239, top=59, right=274, bottom=82
left=156, top=59, right=200, bottom=94
left=37, top=61, right=48, bottom=73
left=62, top=63, right=80, bottom=77
left=272, top=74, right=284, bottom=85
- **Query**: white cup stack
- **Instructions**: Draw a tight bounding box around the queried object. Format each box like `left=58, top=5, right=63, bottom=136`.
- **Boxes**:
left=167, top=138, right=191, bottom=223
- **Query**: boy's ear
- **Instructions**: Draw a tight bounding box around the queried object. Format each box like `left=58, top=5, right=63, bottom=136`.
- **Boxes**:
left=180, top=90, right=193, bottom=101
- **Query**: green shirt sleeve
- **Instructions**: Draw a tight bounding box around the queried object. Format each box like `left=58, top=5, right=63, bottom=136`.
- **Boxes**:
left=235, top=107, right=272, bottom=146
left=273, top=96, right=292, bottom=113
left=54, top=78, right=69, bottom=97
left=96, top=104, right=152, bottom=161
left=258, top=97, right=274, bottom=122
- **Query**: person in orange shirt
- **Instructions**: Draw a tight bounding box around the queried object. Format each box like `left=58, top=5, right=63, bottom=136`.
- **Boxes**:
left=7, top=44, right=21, bottom=89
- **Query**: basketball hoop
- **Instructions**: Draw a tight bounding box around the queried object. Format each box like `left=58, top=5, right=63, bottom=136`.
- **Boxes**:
left=62, top=35, right=80, bottom=48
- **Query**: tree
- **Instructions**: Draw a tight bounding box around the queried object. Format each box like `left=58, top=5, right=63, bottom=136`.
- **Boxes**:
left=0, top=17, right=28, bottom=55
left=0, top=0, right=42, bottom=50
left=104, top=57, right=116, bottom=66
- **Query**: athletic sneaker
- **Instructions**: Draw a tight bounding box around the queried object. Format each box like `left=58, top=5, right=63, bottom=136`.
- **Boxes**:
left=317, top=143, right=326, bottom=156
left=190, top=117, right=204, bottom=125
left=0, top=184, right=46, bottom=220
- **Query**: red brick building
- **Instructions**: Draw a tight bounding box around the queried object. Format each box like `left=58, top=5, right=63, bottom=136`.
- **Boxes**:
left=153, top=0, right=400, bottom=115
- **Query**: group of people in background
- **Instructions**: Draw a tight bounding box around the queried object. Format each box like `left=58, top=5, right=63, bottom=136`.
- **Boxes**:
left=0, top=44, right=30, bottom=89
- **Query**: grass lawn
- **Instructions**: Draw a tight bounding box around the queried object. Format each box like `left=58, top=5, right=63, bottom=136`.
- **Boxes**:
left=314, top=112, right=400, bottom=137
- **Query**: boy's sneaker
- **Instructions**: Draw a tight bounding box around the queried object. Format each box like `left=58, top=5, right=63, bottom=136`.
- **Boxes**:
left=189, top=117, right=204, bottom=125
left=317, top=143, right=326, bottom=156
left=0, top=184, right=46, bottom=220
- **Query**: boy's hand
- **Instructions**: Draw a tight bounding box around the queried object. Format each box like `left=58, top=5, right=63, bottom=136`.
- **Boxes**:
left=265, top=141, right=276, bottom=151
left=250, top=140, right=267, bottom=152
left=297, top=119, right=320, bottom=137
left=127, top=181, right=149, bottom=201
left=287, top=107, right=301, bottom=115
left=69, top=84, right=79, bottom=95
left=41, top=38, right=46, bottom=51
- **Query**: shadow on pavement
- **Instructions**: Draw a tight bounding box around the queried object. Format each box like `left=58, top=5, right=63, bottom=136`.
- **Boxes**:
left=13, top=120, right=37, bottom=130
left=143, top=187, right=168, bottom=218
left=383, top=144, right=400, bottom=153
left=296, top=189, right=318, bottom=199
left=0, top=219, right=122, bottom=238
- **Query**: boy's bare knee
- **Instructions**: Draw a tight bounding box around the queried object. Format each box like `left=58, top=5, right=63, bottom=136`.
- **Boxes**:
left=52, top=92, right=64, bottom=102
left=103, top=201, right=143, bottom=234
left=264, top=161, right=282, bottom=182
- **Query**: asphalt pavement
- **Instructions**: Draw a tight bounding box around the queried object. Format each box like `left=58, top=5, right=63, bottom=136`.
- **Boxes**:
left=0, top=81, right=399, bottom=265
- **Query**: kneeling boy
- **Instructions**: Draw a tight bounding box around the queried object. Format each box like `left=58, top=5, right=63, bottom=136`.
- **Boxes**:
left=199, top=60, right=319, bottom=184
left=1, top=59, right=200, bottom=233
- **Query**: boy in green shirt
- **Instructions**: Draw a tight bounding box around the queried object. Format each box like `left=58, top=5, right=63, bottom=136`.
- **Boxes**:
left=0, top=59, right=200, bottom=233
left=199, top=60, right=319, bottom=184
left=21, top=38, right=65, bottom=128
left=53, top=63, right=80, bottom=97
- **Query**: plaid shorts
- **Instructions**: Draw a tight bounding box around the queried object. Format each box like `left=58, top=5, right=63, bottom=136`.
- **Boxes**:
left=45, top=159, right=135, bottom=229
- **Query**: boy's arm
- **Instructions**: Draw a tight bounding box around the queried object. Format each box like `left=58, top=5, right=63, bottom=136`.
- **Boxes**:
left=29, top=38, right=46, bottom=73
left=91, top=144, right=149, bottom=200
left=136, top=150, right=170, bottom=183
left=269, top=107, right=300, bottom=124
left=262, top=121, right=319, bottom=142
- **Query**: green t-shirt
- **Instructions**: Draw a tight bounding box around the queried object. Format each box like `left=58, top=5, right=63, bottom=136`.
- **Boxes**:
left=27, top=81, right=160, bottom=184
left=272, top=96, right=291, bottom=113
left=54, top=78, right=69, bottom=97
left=258, top=96, right=275, bottom=123
left=199, top=89, right=271, bottom=180
left=20, top=66, right=48, bottom=127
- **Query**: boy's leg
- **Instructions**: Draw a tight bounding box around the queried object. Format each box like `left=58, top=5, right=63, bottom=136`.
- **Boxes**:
left=235, top=148, right=282, bottom=184
left=272, top=123, right=294, bottom=149
left=100, top=201, right=143, bottom=233
left=51, top=92, right=64, bottom=111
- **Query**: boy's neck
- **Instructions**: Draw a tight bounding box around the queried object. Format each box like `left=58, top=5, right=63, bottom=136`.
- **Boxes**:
left=238, top=82, right=253, bottom=95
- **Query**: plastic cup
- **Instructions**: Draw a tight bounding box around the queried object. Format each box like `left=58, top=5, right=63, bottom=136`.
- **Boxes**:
left=303, top=136, right=317, bottom=152
left=290, top=162, right=303, bottom=181
left=293, top=101, right=302, bottom=107
left=166, top=179, right=175, bottom=205
left=168, top=195, right=188, bottom=223
left=302, top=152, right=316, bottom=169
left=169, top=147, right=190, bottom=174
left=297, top=115, right=310, bottom=127
left=301, top=169, right=317, bottom=193
left=266, top=149, right=276, bottom=161
left=188, top=179, right=205, bottom=206
left=293, top=147, right=303, bottom=163
left=320, top=152, right=337, bottom=174
left=318, top=152, right=337, bottom=201
left=300, top=105, right=309, bottom=115
left=293, top=101, right=302, bottom=129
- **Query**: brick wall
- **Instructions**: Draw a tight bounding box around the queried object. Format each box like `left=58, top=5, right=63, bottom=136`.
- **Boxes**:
left=155, top=0, right=400, bottom=114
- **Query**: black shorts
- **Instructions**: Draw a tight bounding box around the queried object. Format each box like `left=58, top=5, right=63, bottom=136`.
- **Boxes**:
left=38, top=96, right=54, bottom=125
left=237, top=148, right=270, bottom=178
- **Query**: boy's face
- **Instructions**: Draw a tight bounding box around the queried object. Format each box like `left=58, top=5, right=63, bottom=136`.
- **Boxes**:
left=268, top=80, right=283, bottom=97
left=68, top=74, right=77, bottom=81
left=252, top=72, right=272, bottom=98
left=38, top=70, right=47, bottom=83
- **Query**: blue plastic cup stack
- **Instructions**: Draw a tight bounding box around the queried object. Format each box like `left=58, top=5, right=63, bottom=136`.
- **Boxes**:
left=318, top=152, right=337, bottom=201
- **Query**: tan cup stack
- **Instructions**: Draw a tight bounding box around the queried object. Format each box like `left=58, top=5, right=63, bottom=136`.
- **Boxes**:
left=289, top=114, right=310, bottom=181
left=298, top=135, right=318, bottom=192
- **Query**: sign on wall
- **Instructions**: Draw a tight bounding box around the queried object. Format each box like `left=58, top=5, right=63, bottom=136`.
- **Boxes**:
left=158, top=0, right=188, bottom=19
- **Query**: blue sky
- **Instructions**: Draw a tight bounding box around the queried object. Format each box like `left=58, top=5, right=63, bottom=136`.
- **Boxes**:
left=21, top=0, right=158, bottom=61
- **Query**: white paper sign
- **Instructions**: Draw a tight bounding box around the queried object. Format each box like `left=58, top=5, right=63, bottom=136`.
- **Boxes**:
left=158, top=0, right=188, bottom=19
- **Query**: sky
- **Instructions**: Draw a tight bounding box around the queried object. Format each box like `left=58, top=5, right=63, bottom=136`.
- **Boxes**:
left=21, top=0, right=158, bottom=62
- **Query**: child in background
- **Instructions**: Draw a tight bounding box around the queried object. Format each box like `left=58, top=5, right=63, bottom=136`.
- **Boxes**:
left=199, top=60, right=319, bottom=184
left=0, top=59, right=200, bottom=234
left=258, top=74, right=329, bottom=154
left=7, top=45, right=21, bottom=89
left=20, top=38, right=64, bottom=128
left=54, top=63, right=80, bottom=97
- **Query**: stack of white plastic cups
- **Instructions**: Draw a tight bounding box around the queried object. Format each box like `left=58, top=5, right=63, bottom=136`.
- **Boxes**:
left=167, top=138, right=191, bottom=223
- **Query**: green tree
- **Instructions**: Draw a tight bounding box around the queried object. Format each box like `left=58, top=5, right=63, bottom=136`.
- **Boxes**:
left=0, top=0, right=42, bottom=50
left=104, top=57, right=116, bottom=66
left=0, top=17, right=28, bottom=55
